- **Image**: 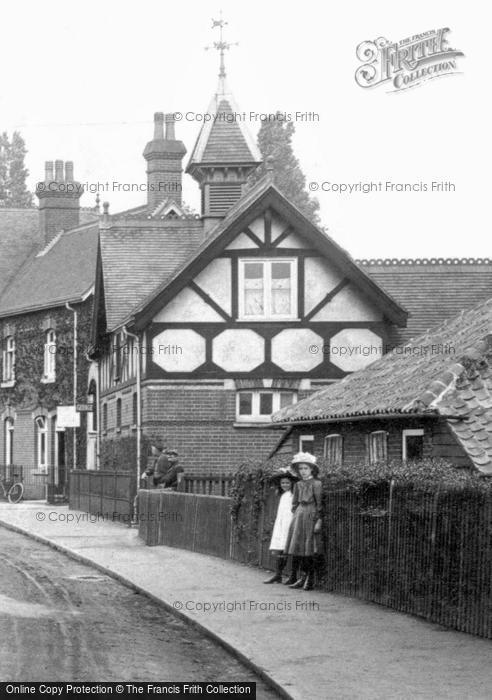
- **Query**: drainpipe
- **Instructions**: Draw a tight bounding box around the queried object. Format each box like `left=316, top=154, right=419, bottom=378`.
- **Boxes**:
left=123, top=326, right=141, bottom=525
left=65, top=302, right=77, bottom=469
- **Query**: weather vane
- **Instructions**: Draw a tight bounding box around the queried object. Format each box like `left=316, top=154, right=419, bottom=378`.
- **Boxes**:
left=205, top=11, right=238, bottom=79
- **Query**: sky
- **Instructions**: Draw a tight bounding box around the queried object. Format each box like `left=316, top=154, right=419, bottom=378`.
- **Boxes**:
left=1, top=1, right=489, bottom=258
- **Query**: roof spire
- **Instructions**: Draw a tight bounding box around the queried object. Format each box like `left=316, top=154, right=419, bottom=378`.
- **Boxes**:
left=206, top=11, right=238, bottom=85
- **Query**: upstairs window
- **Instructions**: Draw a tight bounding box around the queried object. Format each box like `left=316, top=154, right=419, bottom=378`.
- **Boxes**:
left=2, top=336, right=15, bottom=382
left=236, top=390, right=296, bottom=422
left=102, top=404, right=108, bottom=433
left=368, top=430, right=388, bottom=464
left=238, top=259, right=297, bottom=320
left=43, top=329, right=56, bottom=381
left=324, top=434, right=343, bottom=466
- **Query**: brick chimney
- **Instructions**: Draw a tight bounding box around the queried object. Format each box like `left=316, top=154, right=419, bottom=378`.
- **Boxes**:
left=36, top=160, right=83, bottom=244
left=143, top=112, right=186, bottom=209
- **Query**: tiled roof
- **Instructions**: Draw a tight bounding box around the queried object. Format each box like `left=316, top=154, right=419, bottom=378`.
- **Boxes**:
left=0, top=222, right=99, bottom=316
left=0, top=208, right=43, bottom=295
left=273, top=297, right=492, bottom=473
left=100, top=220, right=204, bottom=331
left=359, top=259, right=492, bottom=345
left=187, top=78, right=261, bottom=169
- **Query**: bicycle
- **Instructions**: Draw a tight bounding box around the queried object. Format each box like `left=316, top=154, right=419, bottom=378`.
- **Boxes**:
left=0, top=472, right=24, bottom=504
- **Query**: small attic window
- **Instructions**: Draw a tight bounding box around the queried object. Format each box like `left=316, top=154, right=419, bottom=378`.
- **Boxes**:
left=164, top=209, right=179, bottom=219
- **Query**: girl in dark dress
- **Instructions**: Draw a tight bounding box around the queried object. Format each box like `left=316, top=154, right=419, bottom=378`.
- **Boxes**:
left=284, top=452, right=322, bottom=591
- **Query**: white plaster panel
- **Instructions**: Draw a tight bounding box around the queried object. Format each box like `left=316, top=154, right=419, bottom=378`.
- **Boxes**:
left=277, top=231, right=307, bottom=248
left=312, top=284, right=382, bottom=322
left=272, top=329, right=323, bottom=372
left=330, top=329, right=382, bottom=372
left=153, top=287, right=225, bottom=323
left=248, top=216, right=265, bottom=242
left=194, top=258, right=232, bottom=315
left=152, top=329, right=205, bottom=372
left=213, top=329, right=264, bottom=371
left=304, top=257, right=344, bottom=314
left=271, top=213, right=287, bottom=242
left=225, top=233, right=258, bottom=250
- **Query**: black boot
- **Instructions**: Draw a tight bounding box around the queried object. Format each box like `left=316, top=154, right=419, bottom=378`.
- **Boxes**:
left=289, top=557, right=307, bottom=588
left=264, top=555, right=286, bottom=584
left=303, top=557, right=314, bottom=591
left=283, top=556, right=300, bottom=586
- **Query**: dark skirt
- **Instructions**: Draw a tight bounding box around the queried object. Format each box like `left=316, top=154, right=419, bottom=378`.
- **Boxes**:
left=285, top=502, right=320, bottom=556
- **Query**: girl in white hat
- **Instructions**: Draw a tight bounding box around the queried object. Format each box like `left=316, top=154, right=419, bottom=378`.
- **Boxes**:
left=263, top=468, right=298, bottom=584
left=284, top=452, right=322, bottom=591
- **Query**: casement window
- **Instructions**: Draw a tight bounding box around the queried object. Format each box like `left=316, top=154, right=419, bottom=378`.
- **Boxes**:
left=102, top=404, right=108, bottom=433
left=324, top=434, right=343, bottom=466
left=238, top=259, right=297, bottom=320
left=116, top=398, right=122, bottom=430
left=4, top=418, right=14, bottom=466
left=43, top=329, right=56, bottom=381
left=368, top=430, right=388, bottom=464
left=2, top=336, right=15, bottom=382
left=132, top=393, right=138, bottom=426
left=35, top=416, right=48, bottom=473
left=402, top=429, right=424, bottom=460
left=299, top=434, right=315, bottom=454
left=236, top=390, right=296, bottom=422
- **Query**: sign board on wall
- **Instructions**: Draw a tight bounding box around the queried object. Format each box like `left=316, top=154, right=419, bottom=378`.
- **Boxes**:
left=57, top=406, right=80, bottom=428
left=76, top=403, right=94, bottom=412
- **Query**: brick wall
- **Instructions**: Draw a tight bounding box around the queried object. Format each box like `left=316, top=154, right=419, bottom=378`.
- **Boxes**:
left=140, top=384, right=285, bottom=475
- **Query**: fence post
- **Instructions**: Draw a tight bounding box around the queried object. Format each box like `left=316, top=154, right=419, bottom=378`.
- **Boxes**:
left=385, top=479, right=395, bottom=599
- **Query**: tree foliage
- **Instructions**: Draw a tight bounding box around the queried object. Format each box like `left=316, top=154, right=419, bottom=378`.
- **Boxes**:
left=248, top=115, right=320, bottom=225
left=0, top=131, right=33, bottom=207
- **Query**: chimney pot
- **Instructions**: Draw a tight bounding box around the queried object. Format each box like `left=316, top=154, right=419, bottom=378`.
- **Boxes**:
left=65, top=161, right=74, bottom=181
left=45, top=161, right=54, bottom=182
left=154, top=112, right=164, bottom=140
left=55, top=160, right=64, bottom=182
left=165, top=113, right=175, bottom=140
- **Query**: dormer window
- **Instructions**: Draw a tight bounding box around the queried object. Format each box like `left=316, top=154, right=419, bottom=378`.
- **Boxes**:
left=238, top=259, right=297, bottom=321
left=43, top=329, right=56, bottom=381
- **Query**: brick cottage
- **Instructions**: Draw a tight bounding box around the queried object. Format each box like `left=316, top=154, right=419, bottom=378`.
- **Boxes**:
left=272, top=297, right=492, bottom=475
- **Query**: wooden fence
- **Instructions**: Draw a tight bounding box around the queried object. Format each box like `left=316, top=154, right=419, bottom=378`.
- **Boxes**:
left=178, top=473, right=234, bottom=496
left=69, top=470, right=136, bottom=519
left=138, top=490, right=232, bottom=558
left=322, top=484, right=492, bottom=639
left=138, top=481, right=492, bottom=640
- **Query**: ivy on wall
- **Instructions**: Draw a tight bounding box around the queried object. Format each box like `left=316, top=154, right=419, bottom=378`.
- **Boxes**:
left=0, top=300, right=93, bottom=467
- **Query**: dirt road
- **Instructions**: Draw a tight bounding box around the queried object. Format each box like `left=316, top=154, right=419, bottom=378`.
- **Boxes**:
left=0, top=528, right=280, bottom=697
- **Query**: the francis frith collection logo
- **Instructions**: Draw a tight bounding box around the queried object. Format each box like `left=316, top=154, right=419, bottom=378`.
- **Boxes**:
left=355, top=28, right=464, bottom=91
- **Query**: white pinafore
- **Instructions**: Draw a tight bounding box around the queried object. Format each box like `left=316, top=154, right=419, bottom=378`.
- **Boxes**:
left=269, top=490, right=294, bottom=551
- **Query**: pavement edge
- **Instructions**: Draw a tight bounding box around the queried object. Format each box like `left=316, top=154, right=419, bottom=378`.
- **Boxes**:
left=0, top=518, right=295, bottom=700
